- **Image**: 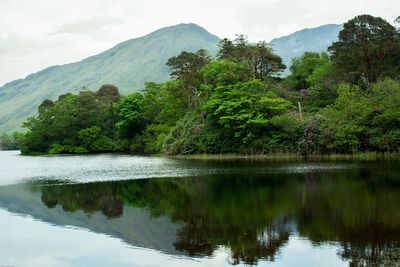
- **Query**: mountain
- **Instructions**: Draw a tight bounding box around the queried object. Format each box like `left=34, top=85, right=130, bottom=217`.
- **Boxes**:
left=0, top=23, right=220, bottom=133
left=270, top=24, right=342, bottom=72
left=0, top=183, right=184, bottom=256
left=0, top=23, right=342, bottom=133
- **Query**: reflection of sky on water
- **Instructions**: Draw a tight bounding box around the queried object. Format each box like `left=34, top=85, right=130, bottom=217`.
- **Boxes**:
left=0, top=209, right=347, bottom=267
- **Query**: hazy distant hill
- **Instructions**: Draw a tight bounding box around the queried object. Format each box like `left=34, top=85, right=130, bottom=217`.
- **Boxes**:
left=270, top=24, right=342, bottom=72
left=0, top=23, right=342, bottom=133
left=0, top=23, right=220, bottom=133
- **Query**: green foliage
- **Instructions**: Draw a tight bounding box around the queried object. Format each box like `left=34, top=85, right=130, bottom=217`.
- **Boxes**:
left=77, top=126, right=116, bottom=152
left=218, top=36, right=285, bottom=81
left=143, top=124, right=171, bottom=153
left=329, top=15, right=400, bottom=84
left=138, top=82, right=187, bottom=153
left=285, top=52, right=330, bottom=90
left=265, top=113, right=303, bottom=152
left=163, top=112, right=203, bottom=155
left=115, top=92, right=145, bottom=138
left=166, top=49, right=211, bottom=109
left=18, top=17, right=400, bottom=155
left=48, top=144, right=88, bottom=154
left=306, top=63, right=339, bottom=110
left=301, top=79, right=400, bottom=153
left=367, top=79, right=400, bottom=151
left=322, top=84, right=371, bottom=151
left=20, top=86, right=121, bottom=154
left=204, top=80, right=293, bottom=150
left=298, top=115, right=334, bottom=154
left=200, top=59, right=248, bottom=88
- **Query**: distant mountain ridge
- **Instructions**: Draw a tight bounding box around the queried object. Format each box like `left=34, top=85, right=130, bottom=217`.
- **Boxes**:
left=270, top=24, right=342, bottom=71
left=0, top=23, right=342, bottom=133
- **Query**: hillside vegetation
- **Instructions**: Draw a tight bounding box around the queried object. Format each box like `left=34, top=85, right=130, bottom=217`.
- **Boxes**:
left=8, top=15, right=400, bottom=156
left=0, top=23, right=342, bottom=134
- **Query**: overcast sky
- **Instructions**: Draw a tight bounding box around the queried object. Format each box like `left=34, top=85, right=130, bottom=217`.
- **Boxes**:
left=0, top=0, right=398, bottom=86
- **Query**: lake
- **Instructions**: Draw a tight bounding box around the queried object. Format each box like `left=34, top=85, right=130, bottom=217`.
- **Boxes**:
left=0, top=150, right=399, bottom=267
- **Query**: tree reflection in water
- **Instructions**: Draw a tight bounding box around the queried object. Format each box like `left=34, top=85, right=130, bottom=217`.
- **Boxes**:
left=36, top=165, right=400, bottom=266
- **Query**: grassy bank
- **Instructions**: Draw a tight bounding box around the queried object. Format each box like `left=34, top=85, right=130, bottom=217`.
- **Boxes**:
left=170, top=152, right=400, bottom=161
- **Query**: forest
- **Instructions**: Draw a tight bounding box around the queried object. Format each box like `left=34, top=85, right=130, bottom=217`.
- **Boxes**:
left=2, top=15, right=400, bottom=155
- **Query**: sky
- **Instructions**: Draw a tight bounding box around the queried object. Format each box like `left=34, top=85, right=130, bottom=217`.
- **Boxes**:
left=0, top=0, right=399, bottom=86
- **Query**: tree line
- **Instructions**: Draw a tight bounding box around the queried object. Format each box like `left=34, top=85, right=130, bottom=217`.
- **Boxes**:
left=3, top=14, right=400, bottom=155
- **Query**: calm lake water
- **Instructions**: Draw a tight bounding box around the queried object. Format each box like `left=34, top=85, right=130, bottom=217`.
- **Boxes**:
left=0, top=150, right=400, bottom=267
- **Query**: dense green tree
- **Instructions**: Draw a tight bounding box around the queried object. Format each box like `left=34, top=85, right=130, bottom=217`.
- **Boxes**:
left=115, top=92, right=145, bottom=139
left=163, top=112, right=203, bottom=155
left=200, top=59, right=249, bottom=89
left=166, top=49, right=211, bottom=109
left=306, top=62, right=339, bottom=110
left=322, top=84, right=372, bottom=151
left=204, top=80, right=292, bottom=149
left=20, top=85, right=121, bottom=154
left=140, top=81, right=187, bottom=153
left=367, top=79, right=400, bottom=151
left=285, top=52, right=330, bottom=90
left=329, top=15, right=400, bottom=84
left=218, top=35, right=285, bottom=81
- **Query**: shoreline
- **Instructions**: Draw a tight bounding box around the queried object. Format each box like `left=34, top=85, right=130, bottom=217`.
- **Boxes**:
left=4, top=150, right=400, bottom=161
left=169, top=152, right=400, bottom=161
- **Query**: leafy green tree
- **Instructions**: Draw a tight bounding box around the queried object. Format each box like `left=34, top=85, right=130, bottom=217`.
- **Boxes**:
left=200, top=59, right=249, bottom=89
left=204, top=80, right=292, bottom=148
left=163, top=112, right=203, bottom=155
left=20, top=85, right=121, bottom=154
left=285, top=52, right=330, bottom=90
left=140, top=82, right=187, bottom=153
left=77, top=126, right=115, bottom=152
left=166, top=49, right=211, bottom=109
left=254, top=41, right=286, bottom=81
left=322, top=84, right=372, bottom=151
left=218, top=35, right=285, bottom=81
left=329, top=15, right=400, bottom=84
left=115, top=92, right=145, bottom=139
left=306, top=63, right=339, bottom=110
left=367, top=78, right=400, bottom=151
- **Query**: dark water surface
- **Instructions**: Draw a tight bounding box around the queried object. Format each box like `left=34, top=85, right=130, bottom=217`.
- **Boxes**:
left=0, top=150, right=399, bottom=266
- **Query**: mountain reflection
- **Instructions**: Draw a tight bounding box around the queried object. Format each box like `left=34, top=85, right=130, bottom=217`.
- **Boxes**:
left=27, top=165, right=400, bottom=266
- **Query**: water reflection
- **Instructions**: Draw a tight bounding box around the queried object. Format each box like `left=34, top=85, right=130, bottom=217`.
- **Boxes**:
left=1, top=163, right=399, bottom=266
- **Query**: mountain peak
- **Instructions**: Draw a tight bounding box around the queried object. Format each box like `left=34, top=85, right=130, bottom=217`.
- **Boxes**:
left=145, top=22, right=219, bottom=41
left=0, top=22, right=221, bottom=133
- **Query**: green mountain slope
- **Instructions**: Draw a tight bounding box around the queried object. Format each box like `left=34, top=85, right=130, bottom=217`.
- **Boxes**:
left=270, top=24, right=342, bottom=72
left=0, top=23, right=342, bottom=133
left=0, top=23, right=220, bottom=133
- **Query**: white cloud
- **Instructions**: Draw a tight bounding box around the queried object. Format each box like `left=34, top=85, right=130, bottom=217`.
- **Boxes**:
left=0, top=0, right=399, bottom=85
